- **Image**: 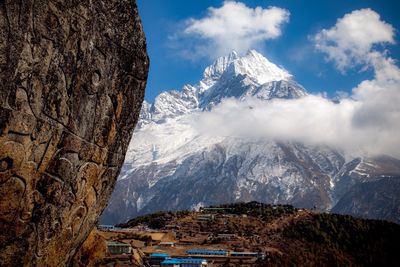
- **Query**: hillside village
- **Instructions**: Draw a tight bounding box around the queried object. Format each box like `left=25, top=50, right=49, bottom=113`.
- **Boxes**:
left=101, top=205, right=295, bottom=266
left=73, top=202, right=400, bottom=266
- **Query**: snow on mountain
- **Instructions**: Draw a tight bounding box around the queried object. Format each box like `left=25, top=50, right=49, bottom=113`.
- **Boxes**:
left=202, top=50, right=291, bottom=88
left=149, top=85, right=199, bottom=123
left=101, top=50, right=400, bottom=225
left=141, top=49, right=298, bottom=123
left=124, top=50, right=304, bottom=169
left=202, top=51, right=239, bottom=86
left=228, top=50, right=291, bottom=85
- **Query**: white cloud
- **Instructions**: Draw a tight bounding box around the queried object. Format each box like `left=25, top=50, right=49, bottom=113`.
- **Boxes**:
left=314, top=8, right=395, bottom=71
left=193, top=96, right=359, bottom=148
left=192, top=58, right=400, bottom=157
left=177, top=1, right=289, bottom=59
left=190, top=9, right=400, bottom=158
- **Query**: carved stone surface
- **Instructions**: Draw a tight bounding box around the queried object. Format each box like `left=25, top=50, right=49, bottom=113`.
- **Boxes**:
left=0, top=0, right=148, bottom=265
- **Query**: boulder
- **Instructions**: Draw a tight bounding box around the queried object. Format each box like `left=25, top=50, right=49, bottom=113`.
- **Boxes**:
left=0, top=0, right=148, bottom=265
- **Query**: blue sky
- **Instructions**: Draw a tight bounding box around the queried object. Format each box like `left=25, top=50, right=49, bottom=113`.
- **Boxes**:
left=137, top=0, right=400, bottom=102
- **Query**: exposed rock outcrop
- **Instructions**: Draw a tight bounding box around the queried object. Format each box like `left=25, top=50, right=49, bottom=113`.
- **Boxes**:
left=72, top=230, right=107, bottom=267
left=0, top=0, right=148, bottom=265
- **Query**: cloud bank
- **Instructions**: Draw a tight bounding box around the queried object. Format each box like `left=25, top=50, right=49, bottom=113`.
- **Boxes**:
left=175, top=1, right=289, bottom=60
left=192, top=9, right=400, bottom=158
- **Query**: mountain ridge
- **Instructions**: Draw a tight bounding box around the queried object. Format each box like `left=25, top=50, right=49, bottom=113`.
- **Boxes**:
left=101, top=50, right=400, bottom=225
left=140, top=49, right=303, bottom=125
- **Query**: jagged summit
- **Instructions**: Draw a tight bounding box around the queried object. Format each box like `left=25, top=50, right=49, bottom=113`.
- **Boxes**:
left=199, top=50, right=303, bottom=107
left=201, top=50, right=292, bottom=91
left=227, top=50, right=292, bottom=85
left=141, top=50, right=305, bottom=123
left=203, top=50, right=239, bottom=82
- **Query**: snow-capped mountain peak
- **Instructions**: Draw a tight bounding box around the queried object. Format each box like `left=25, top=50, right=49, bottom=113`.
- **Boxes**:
left=230, top=50, right=292, bottom=85
left=202, top=50, right=291, bottom=90
left=199, top=50, right=303, bottom=107
left=203, top=50, right=239, bottom=82
left=139, top=50, right=305, bottom=124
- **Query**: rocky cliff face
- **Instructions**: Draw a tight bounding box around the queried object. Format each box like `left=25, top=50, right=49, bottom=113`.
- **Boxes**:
left=0, top=0, right=148, bottom=266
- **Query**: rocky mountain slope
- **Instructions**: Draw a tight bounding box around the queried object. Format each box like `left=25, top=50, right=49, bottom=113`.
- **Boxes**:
left=101, top=50, right=400, bottom=225
left=0, top=0, right=148, bottom=265
left=332, top=175, right=400, bottom=223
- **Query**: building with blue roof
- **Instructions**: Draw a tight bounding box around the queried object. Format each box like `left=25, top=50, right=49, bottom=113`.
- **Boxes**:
left=161, top=258, right=207, bottom=267
left=186, top=249, right=228, bottom=256
left=150, top=253, right=170, bottom=258
left=149, top=253, right=171, bottom=266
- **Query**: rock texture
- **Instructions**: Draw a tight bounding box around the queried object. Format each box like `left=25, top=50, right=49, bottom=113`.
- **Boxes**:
left=72, top=230, right=107, bottom=267
left=0, top=0, right=148, bottom=266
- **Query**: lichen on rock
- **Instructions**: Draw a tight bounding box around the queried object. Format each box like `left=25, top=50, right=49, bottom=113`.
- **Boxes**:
left=0, top=0, right=148, bottom=265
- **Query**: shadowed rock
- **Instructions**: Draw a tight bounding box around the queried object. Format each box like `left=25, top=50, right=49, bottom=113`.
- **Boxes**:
left=0, top=0, right=148, bottom=265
